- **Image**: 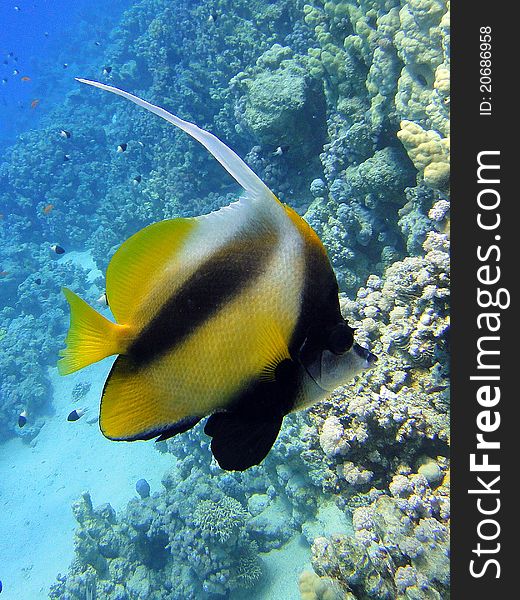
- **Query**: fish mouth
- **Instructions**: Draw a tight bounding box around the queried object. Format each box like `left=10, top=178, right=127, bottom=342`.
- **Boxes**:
left=354, top=343, right=378, bottom=367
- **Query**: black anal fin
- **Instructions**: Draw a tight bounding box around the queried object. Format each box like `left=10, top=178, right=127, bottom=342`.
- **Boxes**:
left=204, top=411, right=283, bottom=471
left=204, top=359, right=299, bottom=471
left=150, top=416, right=201, bottom=442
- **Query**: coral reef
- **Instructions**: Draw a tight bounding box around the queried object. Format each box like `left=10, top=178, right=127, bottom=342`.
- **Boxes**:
left=301, top=229, right=450, bottom=597
left=310, top=468, right=450, bottom=599
left=299, top=569, right=347, bottom=600
left=193, top=497, right=248, bottom=543
left=0, top=0, right=450, bottom=597
left=50, top=430, right=314, bottom=599
left=397, top=120, right=449, bottom=190
left=241, top=48, right=327, bottom=160
left=135, top=479, right=151, bottom=499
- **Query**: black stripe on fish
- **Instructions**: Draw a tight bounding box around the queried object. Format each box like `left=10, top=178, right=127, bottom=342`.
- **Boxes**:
left=288, top=230, right=343, bottom=359
left=127, top=229, right=278, bottom=366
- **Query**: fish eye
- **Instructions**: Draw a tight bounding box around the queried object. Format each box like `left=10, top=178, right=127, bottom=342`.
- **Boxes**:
left=327, top=322, right=354, bottom=355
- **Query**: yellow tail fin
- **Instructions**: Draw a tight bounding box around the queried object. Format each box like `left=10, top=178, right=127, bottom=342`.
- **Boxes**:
left=58, top=288, right=132, bottom=375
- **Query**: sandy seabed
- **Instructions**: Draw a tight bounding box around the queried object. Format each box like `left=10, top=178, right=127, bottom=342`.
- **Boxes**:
left=0, top=358, right=313, bottom=600
left=0, top=357, right=174, bottom=599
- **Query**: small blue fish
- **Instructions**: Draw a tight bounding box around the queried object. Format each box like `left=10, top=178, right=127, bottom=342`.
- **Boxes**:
left=67, top=408, right=87, bottom=422
left=18, top=410, right=27, bottom=428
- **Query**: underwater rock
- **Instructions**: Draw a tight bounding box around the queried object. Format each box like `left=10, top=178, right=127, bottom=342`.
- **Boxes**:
left=298, top=569, right=347, bottom=600
left=417, top=459, right=443, bottom=487
left=319, top=416, right=350, bottom=459
left=135, top=478, right=151, bottom=499
left=71, top=381, right=92, bottom=403
left=242, top=55, right=326, bottom=160
left=247, top=493, right=270, bottom=516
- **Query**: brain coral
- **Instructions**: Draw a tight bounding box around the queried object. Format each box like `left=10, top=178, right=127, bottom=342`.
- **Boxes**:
left=397, top=120, right=450, bottom=190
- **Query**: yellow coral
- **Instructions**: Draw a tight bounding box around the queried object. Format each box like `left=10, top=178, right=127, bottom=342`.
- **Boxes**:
left=298, top=570, right=346, bottom=600
left=434, top=65, right=450, bottom=94
left=299, top=571, right=319, bottom=600
left=397, top=120, right=449, bottom=190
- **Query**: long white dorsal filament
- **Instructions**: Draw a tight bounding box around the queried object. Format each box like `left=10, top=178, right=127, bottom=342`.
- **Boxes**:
left=76, top=78, right=276, bottom=202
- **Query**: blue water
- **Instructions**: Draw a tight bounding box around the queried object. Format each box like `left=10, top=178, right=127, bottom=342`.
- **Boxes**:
left=0, top=0, right=131, bottom=146
left=0, top=1, right=450, bottom=598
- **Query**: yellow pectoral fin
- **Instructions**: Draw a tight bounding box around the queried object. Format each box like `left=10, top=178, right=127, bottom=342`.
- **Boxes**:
left=58, top=288, right=132, bottom=375
left=256, top=319, right=291, bottom=382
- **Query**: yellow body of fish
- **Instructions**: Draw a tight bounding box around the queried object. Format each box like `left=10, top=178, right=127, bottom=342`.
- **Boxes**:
left=59, top=80, right=376, bottom=470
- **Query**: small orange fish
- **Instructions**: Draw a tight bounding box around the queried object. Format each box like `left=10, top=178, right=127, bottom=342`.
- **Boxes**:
left=43, top=204, right=54, bottom=214
left=30, top=98, right=40, bottom=109
left=0, top=271, right=9, bottom=277
left=21, top=76, right=31, bottom=82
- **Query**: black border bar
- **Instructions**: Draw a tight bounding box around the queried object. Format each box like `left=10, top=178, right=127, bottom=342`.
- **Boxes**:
left=452, top=2, right=514, bottom=596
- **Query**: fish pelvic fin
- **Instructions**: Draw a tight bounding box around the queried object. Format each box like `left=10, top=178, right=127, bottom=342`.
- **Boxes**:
left=58, top=288, right=132, bottom=375
left=75, top=78, right=279, bottom=205
left=205, top=410, right=284, bottom=471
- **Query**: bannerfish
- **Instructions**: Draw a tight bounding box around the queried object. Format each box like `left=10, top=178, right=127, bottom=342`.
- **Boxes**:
left=59, top=129, right=71, bottom=139
left=67, top=408, right=87, bottom=422
left=117, top=143, right=127, bottom=153
left=58, top=78, right=377, bottom=471
left=102, top=66, right=112, bottom=75
left=133, top=175, right=142, bottom=185
left=63, top=154, right=71, bottom=162
left=13, top=68, right=19, bottom=76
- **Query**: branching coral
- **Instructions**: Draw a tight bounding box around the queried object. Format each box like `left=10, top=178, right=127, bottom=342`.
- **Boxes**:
left=193, top=496, right=248, bottom=543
